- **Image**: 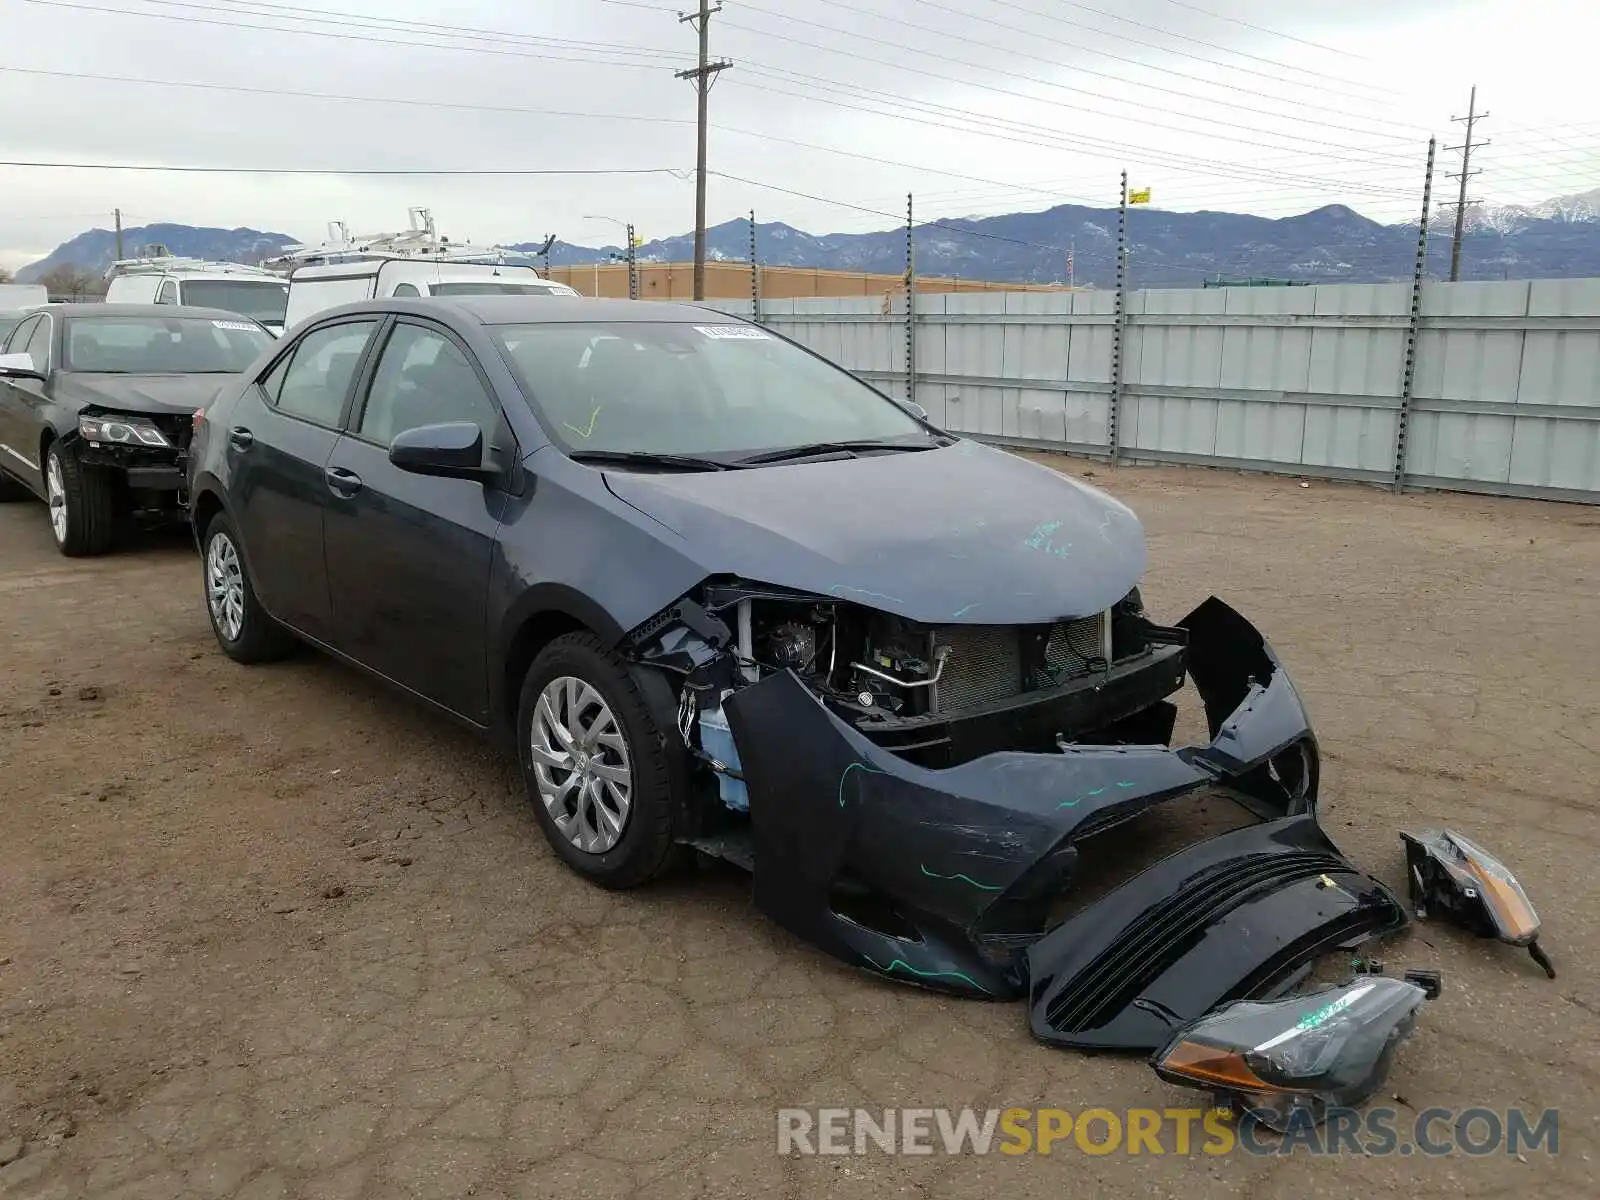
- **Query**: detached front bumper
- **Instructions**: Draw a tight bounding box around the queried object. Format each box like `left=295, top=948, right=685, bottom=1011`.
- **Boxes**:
left=722, top=597, right=1350, bottom=1002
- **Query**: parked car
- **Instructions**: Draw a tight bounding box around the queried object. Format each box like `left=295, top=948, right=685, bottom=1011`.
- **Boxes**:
left=187, top=296, right=1385, bottom=1020
left=282, top=259, right=578, bottom=331
left=0, top=304, right=275, bottom=554
left=105, top=257, right=290, bottom=335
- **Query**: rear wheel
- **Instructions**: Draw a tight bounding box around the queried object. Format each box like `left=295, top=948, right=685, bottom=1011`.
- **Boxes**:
left=202, top=512, right=295, bottom=663
left=517, top=633, right=683, bottom=889
left=46, top=443, right=115, bottom=556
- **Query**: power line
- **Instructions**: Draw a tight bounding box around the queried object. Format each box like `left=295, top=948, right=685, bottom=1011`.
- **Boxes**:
left=0, top=64, right=1102, bottom=207
left=717, top=8, right=1419, bottom=161
left=1151, top=0, right=1372, bottom=61
left=979, top=0, right=1400, bottom=99
left=787, top=0, right=1422, bottom=140
left=0, top=161, right=687, bottom=175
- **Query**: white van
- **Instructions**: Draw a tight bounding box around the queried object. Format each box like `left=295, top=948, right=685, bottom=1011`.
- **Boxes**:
left=284, top=260, right=579, bottom=331
left=104, top=258, right=290, bottom=334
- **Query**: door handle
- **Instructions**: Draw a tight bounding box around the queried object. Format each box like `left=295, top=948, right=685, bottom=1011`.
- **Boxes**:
left=228, top=426, right=254, bottom=450
left=324, top=466, right=363, bottom=497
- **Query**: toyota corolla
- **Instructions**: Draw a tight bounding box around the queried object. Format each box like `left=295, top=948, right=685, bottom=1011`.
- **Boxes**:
left=187, top=297, right=1404, bottom=1050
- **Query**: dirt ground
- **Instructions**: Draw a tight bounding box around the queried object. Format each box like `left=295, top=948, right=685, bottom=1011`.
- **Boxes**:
left=0, top=460, right=1595, bottom=1199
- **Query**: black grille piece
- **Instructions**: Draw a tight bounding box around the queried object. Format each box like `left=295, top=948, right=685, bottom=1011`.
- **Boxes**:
left=1041, top=850, right=1346, bottom=1034
left=1025, top=814, right=1409, bottom=1052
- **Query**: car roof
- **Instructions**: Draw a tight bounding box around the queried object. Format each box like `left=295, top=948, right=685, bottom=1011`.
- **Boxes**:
left=434, top=296, right=736, bottom=326
left=56, top=303, right=270, bottom=323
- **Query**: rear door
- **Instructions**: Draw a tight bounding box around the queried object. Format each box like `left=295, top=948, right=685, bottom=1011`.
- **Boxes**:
left=227, top=317, right=381, bottom=638
left=321, top=318, right=510, bottom=721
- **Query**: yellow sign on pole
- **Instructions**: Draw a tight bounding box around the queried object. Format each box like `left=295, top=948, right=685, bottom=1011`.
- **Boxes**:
left=1128, top=188, right=1152, bottom=205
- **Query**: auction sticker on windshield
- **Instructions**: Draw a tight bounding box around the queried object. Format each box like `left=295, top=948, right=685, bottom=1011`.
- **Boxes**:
left=695, top=325, right=770, bottom=339
left=211, top=320, right=259, bottom=332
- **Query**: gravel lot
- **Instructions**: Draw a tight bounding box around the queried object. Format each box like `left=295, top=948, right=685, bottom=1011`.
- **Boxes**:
left=0, top=459, right=1595, bottom=1199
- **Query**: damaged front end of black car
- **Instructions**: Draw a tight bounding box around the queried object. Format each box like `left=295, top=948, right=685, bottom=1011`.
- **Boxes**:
left=622, top=573, right=1406, bottom=1046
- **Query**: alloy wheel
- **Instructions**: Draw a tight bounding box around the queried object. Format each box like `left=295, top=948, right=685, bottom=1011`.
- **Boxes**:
left=45, top=453, right=67, bottom=544
left=530, top=675, right=633, bottom=853
left=206, top=531, right=245, bottom=642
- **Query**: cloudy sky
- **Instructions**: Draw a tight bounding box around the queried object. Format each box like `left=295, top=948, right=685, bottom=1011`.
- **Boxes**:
left=1, top=0, right=1596, bottom=270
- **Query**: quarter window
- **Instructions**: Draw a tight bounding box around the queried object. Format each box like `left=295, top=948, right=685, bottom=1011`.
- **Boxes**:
left=271, top=321, right=377, bottom=427
left=157, top=280, right=179, bottom=305
left=357, top=323, right=500, bottom=446
left=24, top=317, right=52, bottom=372
left=392, top=283, right=420, bottom=297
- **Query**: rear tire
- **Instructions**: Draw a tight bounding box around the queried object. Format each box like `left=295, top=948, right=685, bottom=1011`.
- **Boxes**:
left=517, top=632, right=683, bottom=889
left=201, top=512, right=295, bottom=664
left=46, top=443, right=115, bottom=556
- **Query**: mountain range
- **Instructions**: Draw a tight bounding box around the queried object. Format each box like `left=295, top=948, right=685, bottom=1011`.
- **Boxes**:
left=18, top=189, right=1600, bottom=289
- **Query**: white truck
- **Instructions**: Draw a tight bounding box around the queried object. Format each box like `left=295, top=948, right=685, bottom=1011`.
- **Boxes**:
left=283, top=258, right=578, bottom=330
left=271, top=209, right=579, bottom=332
left=104, top=255, right=290, bottom=334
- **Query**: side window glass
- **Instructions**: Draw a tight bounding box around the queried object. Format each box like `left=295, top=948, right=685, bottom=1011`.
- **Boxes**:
left=25, top=318, right=52, bottom=372
left=157, top=280, right=179, bottom=305
left=358, top=323, right=501, bottom=447
left=392, top=283, right=420, bottom=297
left=272, top=321, right=377, bottom=427
left=5, top=316, right=39, bottom=355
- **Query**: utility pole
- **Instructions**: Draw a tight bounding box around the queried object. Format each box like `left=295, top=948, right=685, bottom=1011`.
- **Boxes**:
left=1446, top=85, right=1489, bottom=282
left=677, top=0, right=731, bottom=301
left=114, top=208, right=124, bottom=260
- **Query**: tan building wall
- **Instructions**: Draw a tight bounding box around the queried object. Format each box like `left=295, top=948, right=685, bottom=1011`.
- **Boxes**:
left=544, top=261, right=1073, bottom=299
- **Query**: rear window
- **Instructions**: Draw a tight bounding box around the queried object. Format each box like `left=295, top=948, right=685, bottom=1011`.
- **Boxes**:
left=428, top=282, right=562, bottom=297
left=65, top=316, right=272, bottom=374
left=181, top=279, right=290, bottom=324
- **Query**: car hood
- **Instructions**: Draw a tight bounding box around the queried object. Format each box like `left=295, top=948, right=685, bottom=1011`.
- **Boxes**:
left=601, top=439, right=1147, bottom=625
left=56, top=373, right=233, bottom=416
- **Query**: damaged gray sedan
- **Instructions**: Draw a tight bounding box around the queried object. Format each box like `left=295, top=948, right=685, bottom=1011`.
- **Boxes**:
left=189, top=297, right=1405, bottom=1054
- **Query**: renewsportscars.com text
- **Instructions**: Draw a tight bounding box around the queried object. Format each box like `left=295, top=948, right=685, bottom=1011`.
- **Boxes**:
left=775, top=1106, right=1559, bottom=1158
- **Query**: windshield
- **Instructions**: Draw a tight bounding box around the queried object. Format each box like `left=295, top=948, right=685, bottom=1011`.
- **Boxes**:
left=65, top=316, right=272, bottom=374
left=494, top=322, right=928, bottom=457
left=181, top=279, right=290, bottom=324
left=429, top=282, right=562, bottom=297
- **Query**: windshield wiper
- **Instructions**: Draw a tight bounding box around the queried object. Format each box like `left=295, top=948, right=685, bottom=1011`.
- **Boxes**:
left=567, top=449, right=735, bottom=472
left=733, top=438, right=938, bottom=466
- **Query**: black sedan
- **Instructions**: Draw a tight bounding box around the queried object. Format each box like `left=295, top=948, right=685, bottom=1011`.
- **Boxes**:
left=187, top=297, right=1380, bottom=1017
left=0, top=303, right=275, bottom=554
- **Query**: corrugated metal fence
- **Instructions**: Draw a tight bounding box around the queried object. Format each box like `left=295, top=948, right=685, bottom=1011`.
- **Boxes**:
left=709, top=278, right=1600, bottom=503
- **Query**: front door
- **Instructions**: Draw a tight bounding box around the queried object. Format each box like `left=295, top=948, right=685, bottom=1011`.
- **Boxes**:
left=322, top=319, right=509, bottom=722
left=228, top=318, right=381, bottom=639
left=0, top=315, right=46, bottom=489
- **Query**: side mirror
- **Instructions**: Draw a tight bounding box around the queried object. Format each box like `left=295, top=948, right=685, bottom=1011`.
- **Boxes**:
left=902, top=400, right=929, bottom=421
left=0, top=352, right=44, bottom=382
left=389, top=421, right=499, bottom=481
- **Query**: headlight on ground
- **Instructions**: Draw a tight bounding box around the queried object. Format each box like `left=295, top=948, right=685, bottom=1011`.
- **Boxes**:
left=1151, top=976, right=1431, bottom=1131
left=79, top=415, right=172, bottom=448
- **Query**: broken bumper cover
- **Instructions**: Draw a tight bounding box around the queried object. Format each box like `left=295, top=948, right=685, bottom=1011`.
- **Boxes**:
left=722, top=597, right=1337, bottom=1002
left=1028, top=814, right=1407, bottom=1051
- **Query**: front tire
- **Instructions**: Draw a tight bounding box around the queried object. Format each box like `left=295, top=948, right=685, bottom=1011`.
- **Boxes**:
left=46, top=443, right=115, bottom=556
left=517, top=632, right=682, bottom=889
left=202, top=512, right=294, bottom=663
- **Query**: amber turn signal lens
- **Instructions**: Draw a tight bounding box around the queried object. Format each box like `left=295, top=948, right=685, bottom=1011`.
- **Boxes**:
left=1157, top=1040, right=1275, bottom=1091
